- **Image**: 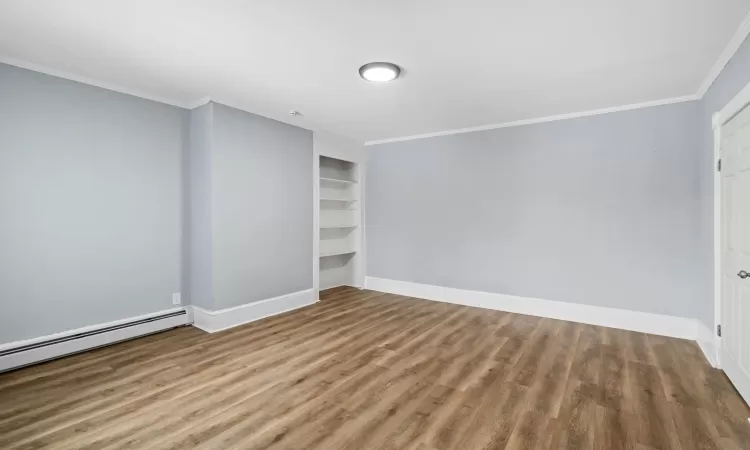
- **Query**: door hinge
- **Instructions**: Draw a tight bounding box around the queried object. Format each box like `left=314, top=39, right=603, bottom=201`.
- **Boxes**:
left=717, top=159, right=722, bottom=172
left=717, top=324, right=722, bottom=337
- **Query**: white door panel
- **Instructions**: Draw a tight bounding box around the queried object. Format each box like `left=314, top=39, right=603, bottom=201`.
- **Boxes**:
left=720, top=103, right=750, bottom=404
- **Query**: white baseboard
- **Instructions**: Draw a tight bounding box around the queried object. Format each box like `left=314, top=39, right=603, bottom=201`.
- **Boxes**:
left=190, top=288, right=316, bottom=333
left=0, top=308, right=188, bottom=373
left=365, top=277, right=700, bottom=341
left=696, top=322, right=720, bottom=368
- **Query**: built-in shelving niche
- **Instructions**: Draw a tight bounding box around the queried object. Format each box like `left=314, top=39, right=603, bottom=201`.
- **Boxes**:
left=318, top=155, right=361, bottom=290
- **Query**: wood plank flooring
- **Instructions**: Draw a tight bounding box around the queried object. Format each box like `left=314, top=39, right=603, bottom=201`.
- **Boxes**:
left=1, top=287, right=749, bottom=449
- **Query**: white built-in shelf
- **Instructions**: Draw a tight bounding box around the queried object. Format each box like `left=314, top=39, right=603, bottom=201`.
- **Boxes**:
left=320, top=197, right=357, bottom=202
left=317, top=151, right=362, bottom=292
left=320, top=177, right=357, bottom=185
left=320, top=224, right=359, bottom=229
left=320, top=250, right=357, bottom=258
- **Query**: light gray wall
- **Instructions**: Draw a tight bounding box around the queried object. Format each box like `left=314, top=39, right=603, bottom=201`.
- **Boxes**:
left=697, top=36, right=750, bottom=330
left=0, top=63, right=185, bottom=343
left=211, top=104, right=313, bottom=310
left=366, top=102, right=701, bottom=318
left=187, top=103, right=214, bottom=309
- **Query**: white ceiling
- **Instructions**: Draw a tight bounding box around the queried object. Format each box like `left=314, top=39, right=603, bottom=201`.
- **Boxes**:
left=0, top=1, right=748, bottom=143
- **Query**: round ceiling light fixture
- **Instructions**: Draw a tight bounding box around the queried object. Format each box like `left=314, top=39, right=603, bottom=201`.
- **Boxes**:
left=359, top=62, right=401, bottom=82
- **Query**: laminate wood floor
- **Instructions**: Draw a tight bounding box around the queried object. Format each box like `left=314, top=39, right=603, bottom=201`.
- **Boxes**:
left=1, top=287, right=749, bottom=449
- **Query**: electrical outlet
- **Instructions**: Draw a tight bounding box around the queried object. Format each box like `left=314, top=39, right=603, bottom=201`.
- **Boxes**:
left=172, top=293, right=181, bottom=305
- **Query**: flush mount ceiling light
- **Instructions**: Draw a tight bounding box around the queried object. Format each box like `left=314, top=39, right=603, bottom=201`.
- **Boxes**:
left=359, top=62, right=401, bottom=82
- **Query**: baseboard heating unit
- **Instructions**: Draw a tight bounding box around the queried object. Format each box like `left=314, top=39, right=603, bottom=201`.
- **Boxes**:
left=0, top=309, right=189, bottom=373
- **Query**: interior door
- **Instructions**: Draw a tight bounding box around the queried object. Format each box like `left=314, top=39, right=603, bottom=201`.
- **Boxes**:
left=720, top=102, right=750, bottom=404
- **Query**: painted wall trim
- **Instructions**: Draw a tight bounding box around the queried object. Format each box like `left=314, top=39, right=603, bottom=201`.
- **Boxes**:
left=365, top=276, right=703, bottom=343
left=696, top=11, right=750, bottom=98
left=0, top=54, right=699, bottom=144
left=364, top=95, right=699, bottom=145
left=0, top=307, right=186, bottom=351
left=696, top=322, right=720, bottom=368
left=0, top=55, right=192, bottom=108
left=0, top=308, right=188, bottom=372
left=710, top=80, right=750, bottom=371
left=312, top=137, right=321, bottom=299
left=2, top=10, right=748, bottom=145
left=716, top=80, right=750, bottom=127
left=712, top=111, right=723, bottom=370
left=185, top=96, right=212, bottom=110
left=190, top=289, right=316, bottom=333
left=0, top=54, right=705, bottom=145
left=363, top=11, right=750, bottom=146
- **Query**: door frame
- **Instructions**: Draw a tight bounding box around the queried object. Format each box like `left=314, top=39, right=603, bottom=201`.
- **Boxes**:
left=713, top=80, right=750, bottom=368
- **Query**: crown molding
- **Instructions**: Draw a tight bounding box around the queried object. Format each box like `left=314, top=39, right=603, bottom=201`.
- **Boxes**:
left=3, top=9, right=750, bottom=143
left=185, top=96, right=212, bottom=110
left=0, top=55, right=193, bottom=108
left=363, top=10, right=750, bottom=146
left=364, top=95, right=699, bottom=146
left=696, top=11, right=750, bottom=98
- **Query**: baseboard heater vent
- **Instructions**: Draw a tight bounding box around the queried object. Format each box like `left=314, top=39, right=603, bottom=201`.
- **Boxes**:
left=0, top=309, right=189, bottom=373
